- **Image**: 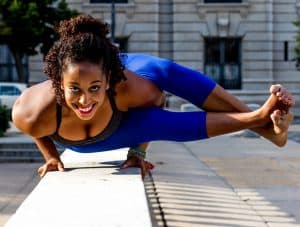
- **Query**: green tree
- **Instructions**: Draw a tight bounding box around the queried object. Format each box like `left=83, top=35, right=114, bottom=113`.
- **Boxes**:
left=294, top=19, right=300, bottom=70
left=0, top=0, right=78, bottom=82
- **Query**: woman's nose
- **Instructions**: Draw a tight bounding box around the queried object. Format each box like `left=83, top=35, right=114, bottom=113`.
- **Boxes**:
left=78, top=93, right=89, bottom=105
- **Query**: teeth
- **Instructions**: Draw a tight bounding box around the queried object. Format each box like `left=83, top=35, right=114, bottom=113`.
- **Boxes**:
left=78, top=105, right=93, bottom=113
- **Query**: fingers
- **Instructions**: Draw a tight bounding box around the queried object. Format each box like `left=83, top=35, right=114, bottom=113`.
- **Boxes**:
left=37, top=160, right=65, bottom=177
left=38, top=165, right=48, bottom=178
left=120, top=162, right=129, bottom=169
left=139, top=159, right=148, bottom=180
left=145, top=161, right=155, bottom=170
left=139, top=159, right=156, bottom=179
left=57, top=162, right=65, bottom=172
left=120, top=158, right=136, bottom=169
left=120, top=156, right=155, bottom=179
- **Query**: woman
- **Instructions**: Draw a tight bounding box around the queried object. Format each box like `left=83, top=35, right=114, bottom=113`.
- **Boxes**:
left=12, top=15, right=294, bottom=178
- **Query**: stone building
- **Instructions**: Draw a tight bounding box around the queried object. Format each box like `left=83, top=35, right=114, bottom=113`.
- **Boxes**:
left=1, top=0, right=300, bottom=114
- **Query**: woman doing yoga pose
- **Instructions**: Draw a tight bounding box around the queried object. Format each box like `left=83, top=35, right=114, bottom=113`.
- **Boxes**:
left=12, top=15, right=295, bottom=178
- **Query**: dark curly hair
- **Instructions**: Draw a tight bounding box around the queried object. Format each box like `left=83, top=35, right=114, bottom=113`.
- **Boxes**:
left=44, top=14, right=126, bottom=104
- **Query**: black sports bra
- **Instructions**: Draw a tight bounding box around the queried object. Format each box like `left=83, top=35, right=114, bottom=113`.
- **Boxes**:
left=49, top=90, right=123, bottom=146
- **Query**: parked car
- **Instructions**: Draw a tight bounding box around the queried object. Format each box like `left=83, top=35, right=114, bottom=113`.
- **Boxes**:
left=0, top=83, right=27, bottom=109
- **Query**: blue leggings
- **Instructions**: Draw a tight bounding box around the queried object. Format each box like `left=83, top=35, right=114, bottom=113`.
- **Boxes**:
left=64, top=54, right=216, bottom=153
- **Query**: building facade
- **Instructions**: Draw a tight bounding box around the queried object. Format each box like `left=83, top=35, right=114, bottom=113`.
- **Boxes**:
left=3, top=0, right=300, bottom=114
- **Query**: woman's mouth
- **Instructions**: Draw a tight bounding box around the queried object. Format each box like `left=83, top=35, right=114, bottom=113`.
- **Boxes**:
left=76, top=104, right=95, bottom=115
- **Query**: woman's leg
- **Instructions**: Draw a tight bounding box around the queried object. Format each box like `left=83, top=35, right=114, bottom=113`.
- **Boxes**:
left=202, top=84, right=294, bottom=146
left=202, top=84, right=294, bottom=114
left=124, top=54, right=294, bottom=146
left=123, top=92, right=285, bottom=145
left=206, top=92, right=279, bottom=135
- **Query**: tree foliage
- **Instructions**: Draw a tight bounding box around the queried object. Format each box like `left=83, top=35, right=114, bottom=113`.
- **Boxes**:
left=0, top=0, right=78, bottom=82
left=294, top=19, right=300, bottom=70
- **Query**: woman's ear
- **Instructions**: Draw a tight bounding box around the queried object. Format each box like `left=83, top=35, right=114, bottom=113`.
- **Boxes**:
left=106, top=72, right=110, bottom=90
left=60, top=80, right=64, bottom=90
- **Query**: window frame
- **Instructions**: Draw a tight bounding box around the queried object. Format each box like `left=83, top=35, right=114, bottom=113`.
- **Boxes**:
left=197, top=0, right=250, bottom=18
left=204, top=37, right=242, bottom=90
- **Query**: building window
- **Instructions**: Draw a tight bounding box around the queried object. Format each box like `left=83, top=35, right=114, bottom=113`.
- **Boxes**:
left=204, top=38, right=241, bottom=89
left=90, top=0, right=128, bottom=3
left=204, top=0, right=242, bottom=3
left=0, top=45, right=28, bottom=82
left=284, top=41, right=289, bottom=61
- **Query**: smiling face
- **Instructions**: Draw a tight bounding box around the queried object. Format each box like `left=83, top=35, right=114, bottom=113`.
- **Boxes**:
left=61, top=61, right=109, bottom=121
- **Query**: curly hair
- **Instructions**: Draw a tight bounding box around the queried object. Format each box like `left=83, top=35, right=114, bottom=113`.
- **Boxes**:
left=44, top=14, right=126, bottom=104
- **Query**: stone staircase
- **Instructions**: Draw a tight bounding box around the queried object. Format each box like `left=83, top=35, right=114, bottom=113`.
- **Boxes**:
left=0, top=141, right=64, bottom=162
left=0, top=122, right=64, bottom=162
left=0, top=142, right=43, bottom=162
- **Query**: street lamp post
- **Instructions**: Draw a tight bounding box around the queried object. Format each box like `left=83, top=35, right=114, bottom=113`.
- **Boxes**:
left=111, top=0, right=115, bottom=43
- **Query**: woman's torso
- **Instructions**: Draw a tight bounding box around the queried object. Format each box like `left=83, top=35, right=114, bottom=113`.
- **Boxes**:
left=36, top=54, right=164, bottom=144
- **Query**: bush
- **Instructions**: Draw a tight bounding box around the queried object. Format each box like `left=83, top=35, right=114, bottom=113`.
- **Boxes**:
left=0, top=105, right=10, bottom=136
left=294, top=19, right=300, bottom=70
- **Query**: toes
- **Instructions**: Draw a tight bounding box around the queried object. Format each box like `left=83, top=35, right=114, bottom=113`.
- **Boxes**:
left=271, top=110, right=282, bottom=121
left=273, top=87, right=295, bottom=107
left=275, top=88, right=287, bottom=98
left=270, top=109, right=293, bottom=135
left=289, top=96, right=296, bottom=106
left=270, top=84, right=283, bottom=94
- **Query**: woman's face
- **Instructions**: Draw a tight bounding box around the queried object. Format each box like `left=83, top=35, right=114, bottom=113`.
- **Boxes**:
left=61, top=61, right=109, bottom=121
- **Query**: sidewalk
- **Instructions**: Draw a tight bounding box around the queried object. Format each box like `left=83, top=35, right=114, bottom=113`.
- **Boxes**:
left=0, top=163, right=40, bottom=227
left=147, top=124, right=300, bottom=226
left=0, top=124, right=40, bottom=227
left=1, top=123, right=300, bottom=226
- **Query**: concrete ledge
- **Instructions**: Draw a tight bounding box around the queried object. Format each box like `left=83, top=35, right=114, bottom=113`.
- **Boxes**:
left=5, top=148, right=152, bottom=227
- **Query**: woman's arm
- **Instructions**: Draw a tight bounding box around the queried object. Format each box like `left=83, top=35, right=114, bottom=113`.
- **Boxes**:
left=117, top=71, right=166, bottom=177
left=34, top=137, right=64, bottom=177
left=12, top=81, right=64, bottom=177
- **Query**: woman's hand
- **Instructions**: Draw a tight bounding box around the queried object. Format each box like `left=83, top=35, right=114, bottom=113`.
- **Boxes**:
left=120, top=156, right=154, bottom=179
left=37, top=158, right=65, bottom=177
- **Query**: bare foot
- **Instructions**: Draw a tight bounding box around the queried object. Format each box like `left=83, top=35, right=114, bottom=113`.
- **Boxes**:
left=270, top=84, right=295, bottom=110
left=251, top=85, right=294, bottom=147
left=267, top=110, right=293, bottom=147
left=268, top=84, right=294, bottom=146
left=271, top=110, right=293, bottom=135
left=255, top=93, right=279, bottom=127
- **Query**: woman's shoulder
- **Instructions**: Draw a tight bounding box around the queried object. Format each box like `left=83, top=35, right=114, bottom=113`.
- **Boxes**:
left=116, top=70, right=163, bottom=109
left=12, top=80, right=57, bottom=137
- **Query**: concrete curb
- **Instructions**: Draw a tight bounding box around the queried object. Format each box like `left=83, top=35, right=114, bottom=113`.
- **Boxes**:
left=5, top=149, right=152, bottom=227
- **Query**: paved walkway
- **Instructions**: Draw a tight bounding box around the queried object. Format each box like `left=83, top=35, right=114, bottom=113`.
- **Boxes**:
left=1, top=123, right=300, bottom=226
left=147, top=124, right=300, bottom=226
left=0, top=163, right=40, bottom=227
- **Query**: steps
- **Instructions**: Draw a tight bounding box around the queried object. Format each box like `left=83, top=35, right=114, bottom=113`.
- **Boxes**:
left=0, top=142, right=64, bottom=162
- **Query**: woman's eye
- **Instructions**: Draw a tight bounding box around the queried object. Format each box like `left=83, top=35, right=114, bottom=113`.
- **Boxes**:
left=90, top=86, right=100, bottom=93
left=69, top=87, right=80, bottom=93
